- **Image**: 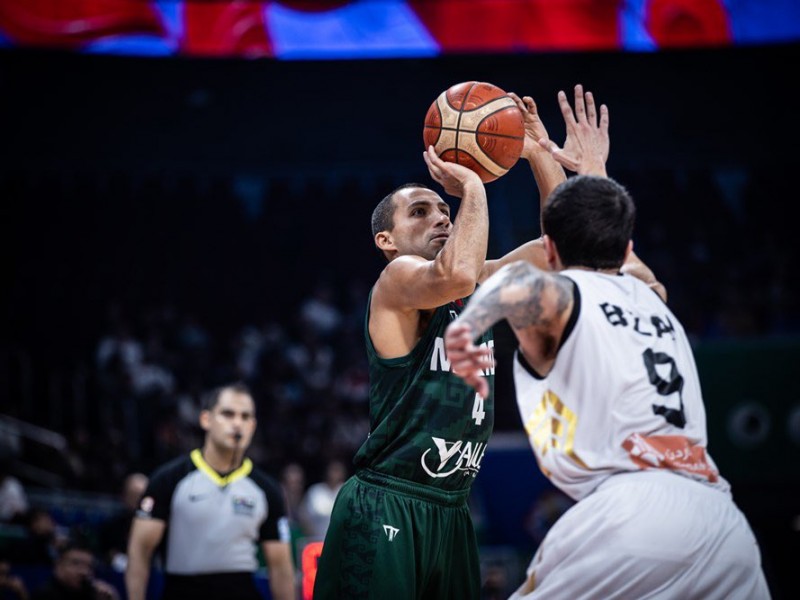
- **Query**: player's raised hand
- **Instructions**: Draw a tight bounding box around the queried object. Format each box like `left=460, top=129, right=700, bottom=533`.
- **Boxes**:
left=444, top=322, right=493, bottom=399
left=508, top=92, right=551, bottom=160
left=424, top=145, right=483, bottom=199
left=539, top=84, right=609, bottom=176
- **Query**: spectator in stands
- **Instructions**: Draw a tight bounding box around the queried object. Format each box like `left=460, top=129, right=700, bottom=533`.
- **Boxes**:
left=0, top=557, right=29, bottom=600
left=98, top=473, right=148, bottom=572
left=297, top=459, right=347, bottom=540
left=30, top=541, right=119, bottom=600
left=298, top=281, right=342, bottom=339
left=0, top=458, right=28, bottom=523
left=279, top=462, right=307, bottom=563
left=14, top=510, right=65, bottom=567
left=279, top=463, right=305, bottom=530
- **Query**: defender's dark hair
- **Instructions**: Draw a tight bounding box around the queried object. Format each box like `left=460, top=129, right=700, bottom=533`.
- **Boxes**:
left=371, top=182, right=431, bottom=238
left=201, top=381, right=253, bottom=412
left=542, top=175, right=635, bottom=270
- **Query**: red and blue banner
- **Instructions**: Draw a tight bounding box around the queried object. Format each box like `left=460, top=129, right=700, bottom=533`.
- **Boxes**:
left=0, top=0, right=798, bottom=59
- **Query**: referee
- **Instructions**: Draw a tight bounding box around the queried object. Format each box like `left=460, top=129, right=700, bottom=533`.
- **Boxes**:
left=125, top=382, right=295, bottom=600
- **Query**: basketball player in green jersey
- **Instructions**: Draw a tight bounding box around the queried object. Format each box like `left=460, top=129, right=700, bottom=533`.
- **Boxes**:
left=313, top=93, right=569, bottom=600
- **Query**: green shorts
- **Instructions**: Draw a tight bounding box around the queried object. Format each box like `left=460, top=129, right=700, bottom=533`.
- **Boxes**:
left=313, top=469, right=481, bottom=600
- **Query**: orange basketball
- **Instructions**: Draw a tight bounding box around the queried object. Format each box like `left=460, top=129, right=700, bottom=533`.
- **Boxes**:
left=423, top=81, right=525, bottom=183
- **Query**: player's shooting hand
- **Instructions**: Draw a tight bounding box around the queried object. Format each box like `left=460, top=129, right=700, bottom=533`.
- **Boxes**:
left=508, top=92, right=550, bottom=160
left=539, top=84, right=609, bottom=176
left=444, top=322, right=493, bottom=399
left=424, top=145, right=483, bottom=199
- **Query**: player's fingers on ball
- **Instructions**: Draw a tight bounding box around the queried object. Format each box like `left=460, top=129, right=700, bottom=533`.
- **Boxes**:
left=524, top=97, right=537, bottom=113
left=509, top=94, right=527, bottom=113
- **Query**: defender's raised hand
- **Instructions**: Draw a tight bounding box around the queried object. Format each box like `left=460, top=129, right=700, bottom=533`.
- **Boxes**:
left=540, top=84, right=610, bottom=176
left=444, top=322, right=494, bottom=399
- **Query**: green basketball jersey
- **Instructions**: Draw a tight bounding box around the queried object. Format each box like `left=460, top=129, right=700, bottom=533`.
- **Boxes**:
left=354, top=289, right=495, bottom=492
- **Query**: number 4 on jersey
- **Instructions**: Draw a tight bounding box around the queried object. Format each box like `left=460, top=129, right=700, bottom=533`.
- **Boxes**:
left=472, top=393, right=486, bottom=425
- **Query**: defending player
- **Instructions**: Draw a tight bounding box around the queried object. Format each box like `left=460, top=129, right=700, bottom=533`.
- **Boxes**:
left=444, top=85, right=771, bottom=599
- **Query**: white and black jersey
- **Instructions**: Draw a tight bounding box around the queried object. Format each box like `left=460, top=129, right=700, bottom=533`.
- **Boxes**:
left=509, top=271, right=770, bottom=599
left=513, top=270, right=729, bottom=501
left=137, top=449, right=290, bottom=598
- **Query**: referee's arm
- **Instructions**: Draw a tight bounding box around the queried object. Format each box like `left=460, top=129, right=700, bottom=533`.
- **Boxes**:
left=126, top=518, right=166, bottom=600
left=262, top=540, right=295, bottom=600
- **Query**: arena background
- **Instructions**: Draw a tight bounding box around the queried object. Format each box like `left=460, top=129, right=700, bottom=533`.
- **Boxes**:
left=1, top=1, right=799, bottom=598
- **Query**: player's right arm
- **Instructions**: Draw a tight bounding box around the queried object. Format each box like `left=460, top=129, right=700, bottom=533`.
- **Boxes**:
left=388, top=147, right=488, bottom=308
left=508, top=91, right=566, bottom=222
left=125, top=518, right=165, bottom=600
left=370, top=149, right=489, bottom=357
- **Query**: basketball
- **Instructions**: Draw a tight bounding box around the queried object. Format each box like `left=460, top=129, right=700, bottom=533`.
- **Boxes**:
left=423, top=81, right=525, bottom=183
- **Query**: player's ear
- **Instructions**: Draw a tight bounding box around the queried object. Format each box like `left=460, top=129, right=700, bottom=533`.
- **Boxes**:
left=375, top=231, right=395, bottom=252
left=543, top=235, right=559, bottom=270
left=623, top=240, right=634, bottom=264
left=199, top=409, right=211, bottom=431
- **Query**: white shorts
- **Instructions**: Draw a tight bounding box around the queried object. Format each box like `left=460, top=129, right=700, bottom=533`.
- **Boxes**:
left=510, top=470, right=771, bottom=600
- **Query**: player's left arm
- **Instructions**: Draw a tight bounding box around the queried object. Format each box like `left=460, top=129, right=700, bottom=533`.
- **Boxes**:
left=479, top=238, right=548, bottom=283
left=261, top=540, right=296, bottom=600
left=509, top=91, right=567, bottom=223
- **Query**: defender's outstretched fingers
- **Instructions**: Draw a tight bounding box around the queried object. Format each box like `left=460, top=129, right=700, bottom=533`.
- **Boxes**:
left=585, top=91, right=597, bottom=125
left=600, top=104, right=610, bottom=133
left=573, top=84, right=586, bottom=122
left=556, top=90, right=577, bottom=125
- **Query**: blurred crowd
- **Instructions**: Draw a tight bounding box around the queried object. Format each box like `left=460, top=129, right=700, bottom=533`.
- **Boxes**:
left=27, top=277, right=371, bottom=493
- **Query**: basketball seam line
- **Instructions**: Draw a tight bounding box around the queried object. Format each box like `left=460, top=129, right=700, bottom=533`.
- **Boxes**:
left=454, top=82, right=478, bottom=165
left=424, top=125, right=524, bottom=141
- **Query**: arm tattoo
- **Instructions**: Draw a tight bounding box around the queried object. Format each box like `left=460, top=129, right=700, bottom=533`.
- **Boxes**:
left=458, top=261, right=572, bottom=337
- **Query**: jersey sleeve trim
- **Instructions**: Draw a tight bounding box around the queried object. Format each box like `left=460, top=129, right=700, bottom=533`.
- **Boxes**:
left=515, top=278, right=582, bottom=380
left=136, top=454, right=194, bottom=521
left=558, top=277, right=581, bottom=351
